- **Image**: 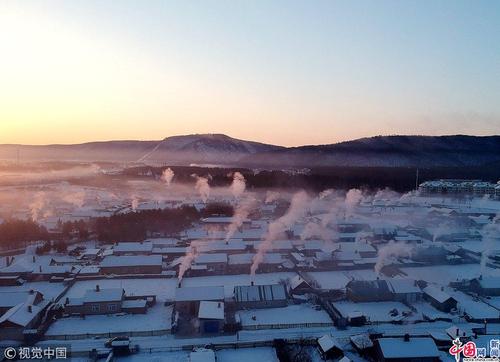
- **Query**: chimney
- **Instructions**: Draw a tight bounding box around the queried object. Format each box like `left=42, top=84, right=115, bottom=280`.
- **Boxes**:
left=95, top=284, right=100, bottom=292
left=218, top=302, right=221, bottom=308
left=404, top=333, right=410, bottom=342
left=65, top=297, right=69, bottom=305
left=39, top=265, right=42, bottom=273
left=27, top=305, right=32, bottom=313
left=456, top=328, right=459, bottom=337
left=29, top=289, right=34, bottom=294
left=479, top=274, right=483, bottom=280
left=32, top=255, right=36, bottom=263
left=251, top=281, right=254, bottom=286
left=178, top=281, right=182, bottom=288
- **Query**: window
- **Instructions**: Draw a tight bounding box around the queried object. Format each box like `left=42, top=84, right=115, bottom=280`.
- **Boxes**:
left=91, top=304, right=100, bottom=312
left=107, top=303, right=118, bottom=312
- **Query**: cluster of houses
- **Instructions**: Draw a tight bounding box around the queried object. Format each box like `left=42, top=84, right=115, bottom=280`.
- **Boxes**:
left=419, top=179, right=500, bottom=198
left=1, top=194, right=500, bottom=361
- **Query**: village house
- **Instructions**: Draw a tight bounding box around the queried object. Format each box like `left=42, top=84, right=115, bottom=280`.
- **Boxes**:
left=234, top=283, right=287, bottom=309
left=422, top=285, right=457, bottom=313
left=346, top=280, right=392, bottom=302
left=470, top=276, right=500, bottom=296
left=174, top=286, right=225, bottom=316
left=100, top=255, right=163, bottom=275
left=64, top=285, right=152, bottom=315
left=227, top=253, right=283, bottom=274
left=0, top=290, right=49, bottom=341
left=197, top=301, right=225, bottom=333
left=112, top=242, right=153, bottom=256
left=374, top=336, right=440, bottom=362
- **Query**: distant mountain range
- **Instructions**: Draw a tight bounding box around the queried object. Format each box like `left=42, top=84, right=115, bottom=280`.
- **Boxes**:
left=1, top=134, right=499, bottom=168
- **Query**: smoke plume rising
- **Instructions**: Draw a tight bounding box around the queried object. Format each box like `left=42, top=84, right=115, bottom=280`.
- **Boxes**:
left=230, top=172, right=246, bottom=199
left=251, top=191, right=309, bottom=275
left=192, top=174, right=211, bottom=203
left=161, top=168, right=175, bottom=187
left=374, top=240, right=413, bottom=275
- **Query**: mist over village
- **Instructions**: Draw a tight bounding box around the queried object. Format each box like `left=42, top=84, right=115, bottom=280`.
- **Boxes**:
left=1, top=1, right=500, bottom=361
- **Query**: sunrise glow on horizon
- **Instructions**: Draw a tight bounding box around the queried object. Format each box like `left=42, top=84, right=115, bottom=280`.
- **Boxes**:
left=1, top=0, right=499, bottom=147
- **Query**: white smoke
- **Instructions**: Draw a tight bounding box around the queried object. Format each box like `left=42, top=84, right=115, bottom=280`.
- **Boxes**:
left=319, top=189, right=334, bottom=200
left=61, top=188, right=86, bottom=208
left=265, top=191, right=280, bottom=204
left=29, top=192, right=50, bottom=221
left=345, top=188, right=363, bottom=217
left=374, top=240, right=413, bottom=275
left=225, top=197, right=256, bottom=242
left=131, top=196, right=139, bottom=211
left=192, top=174, right=211, bottom=203
left=480, top=215, right=500, bottom=273
left=230, top=172, right=246, bottom=199
left=300, top=221, right=331, bottom=240
left=161, top=168, right=175, bottom=187
left=251, top=191, right=309, bottom=275
left=178, top=242, right=201, bottom=282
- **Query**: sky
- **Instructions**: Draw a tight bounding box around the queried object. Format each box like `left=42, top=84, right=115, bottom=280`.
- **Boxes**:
left=0, top=0, right=499, bottom=147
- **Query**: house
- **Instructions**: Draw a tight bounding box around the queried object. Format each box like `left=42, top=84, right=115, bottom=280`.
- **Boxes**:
left=317, top=334, right=344, bottom=360
left=288, top=275, right=312, bottom=295
left=113, top=242, right=153, bottom=256
left=346, top=280, right=392, bottom=302
left=374, top=336, right=440, bottom=362
left=193, top=253, right=227, bottom=273
left=227, top=253, right=283, bottom=273
left=196, top=240, right=247, bottom=254
left=79, top=248, right=102, bottom=260
left=32, top=265, right=76, bottom=281
left=0, top=290, right=48, bottom=341
left=65, top=286, right=125, bottom=315
left=175, top=286, right=225, bottom=315
left=470, top=276, right=500, bottom=296
left=388, top=279, right=422, bottom=304
left=234, top=283, right=287, bottom=309
left=201, top=216, right=251, bottom=231
left=0, top=303, right=44, bottom=341
left=0, top=291, right=44, bottom=315
left=198, top=301, right=225, bottom=333
left=100, top=255, right=163, bottom=275
left=423, top=285, right=457, bottom=313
